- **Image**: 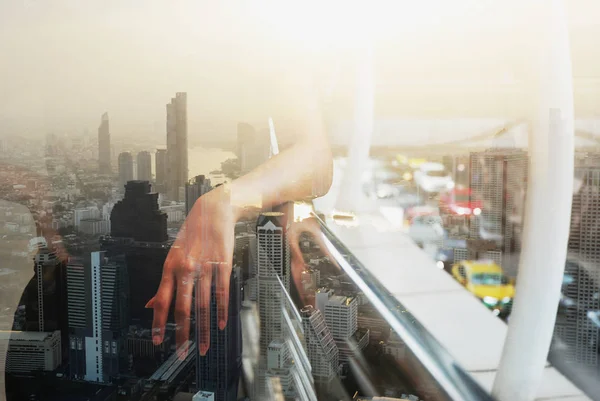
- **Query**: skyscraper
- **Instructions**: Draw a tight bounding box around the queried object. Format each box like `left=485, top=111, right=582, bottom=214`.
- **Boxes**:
left=255, top=212, right=302, bottom=398
left=554, top=155, right=600, bottom=367
left=301, top=305, right=339, bottom=389
left=118, top=152, right=134, bottom=189
left=155, top=148, right=168, bottom=193
left=67, top=251, right=129, bottom=382
left=18, top=247, right=68, bottom=359
left=166, top=92, right=188, bottom=201
left=237, top=123, right=270, bottom=174
left=257, top=212, right=290, bottom=354
left=445, top=149, right=529, bottom=275
left=98, top=113, right=111, bottom=174
left=237, top=123, right=255, bottom=173
left=468, top=149, right=528, bottom=276
left=185, top=175, right=212, bottom=215
left=315, top=289, right=368, bottom=364
left=196, top=268, right=242, bottom=401
left=106, top=181, right=169, bottom=327
left=137, top=151, right=152, bottom=182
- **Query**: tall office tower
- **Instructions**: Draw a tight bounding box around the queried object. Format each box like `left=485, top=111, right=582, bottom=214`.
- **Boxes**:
left=237, top=123, right=270, bottom=174
left=235, top=232, right=257, bottom=301
left=237, top=122, right=255, bottom=173
left=155, top=148, right=168, bottom=193
left=166, top=92, right=188, bottom=201
left=118, top=152, right=134, bottom=189
left=106, top=180, right=169, bottom=327
left=300, top=306, right=339, bottom=389
left=19, top=247, right=68, bottom=357
left=554, top=155, right=600, bottom=367
left=255, top=212, right=301, bottom=398
left=316, top=289, right=368, bottom=364
left=185, top=175, right=213, bottom=215
left=98, top=112, right=111, bottom=174
left=465, top=149, right=528, bottom=276
left=137, top=151, right=152, bottom=181
left=257, top=212, right=291, bottom=353
left=196, top=268, right=242, bottom=401
left=67, top=251, right=129, bottom=382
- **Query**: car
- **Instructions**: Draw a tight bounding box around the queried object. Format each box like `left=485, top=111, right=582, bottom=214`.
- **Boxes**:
left=473, top=214, right=504, bottom=246
left=413, top=162, right=455, bottom=194
left=405, top=205, right=439, bottom=224
left=439, top=188, right=482, bottom=217
left=409, top=214, right=445, bottom=248
left=451, top=260, right=515, bottom=317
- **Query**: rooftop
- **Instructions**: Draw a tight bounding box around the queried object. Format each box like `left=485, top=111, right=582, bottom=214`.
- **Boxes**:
left=0, top=330, right=58, bottom=341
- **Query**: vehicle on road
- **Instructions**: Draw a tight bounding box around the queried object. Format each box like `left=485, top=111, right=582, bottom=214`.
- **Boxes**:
left=439, top=188, right=482, bottom=216
left=405, top=205, right=440, bottom=224
left=414, top=162, right=455, bottom=194
left=451, top=260, right=515, bottom=317
left=409, top=214, right=445, bottom=248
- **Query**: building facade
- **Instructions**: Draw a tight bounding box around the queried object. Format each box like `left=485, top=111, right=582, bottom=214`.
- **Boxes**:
left=196, top=268, right=242, bottom=401
left=137, top=151, right=152, bottom=182
left=118, top=152, right=134, bottom=190
left=554, top=155, right=600, bottom=368
left=98, top=112, right=111, bottom=174
left=166, top=92, right=188, bottom=201
left=301, top=305, right=339, bottom=388
left=155, top=148, right=168, bottom=193
left=185, top=175, right=212, bottom=215
left=0, top=331, right=62, bottom=374
left=66, top=251, right=129, bottom=383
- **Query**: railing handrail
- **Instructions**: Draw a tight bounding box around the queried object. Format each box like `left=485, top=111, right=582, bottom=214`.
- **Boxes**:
left=312, top=212, right=494, bottom=401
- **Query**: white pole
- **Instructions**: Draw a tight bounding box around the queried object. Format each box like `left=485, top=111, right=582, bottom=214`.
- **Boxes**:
left=492, top=0, right=574, bottom=400
left=334, top=40, right=375, bottom=214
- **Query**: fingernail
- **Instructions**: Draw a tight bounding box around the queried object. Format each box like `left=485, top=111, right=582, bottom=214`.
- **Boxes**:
left=152, top=335, right=161, bottom=345
left=145, top=298, right=154, bottom=308
left=199, top=344, right=208, bottom=356
left=219, top=320, right=226, bottom=330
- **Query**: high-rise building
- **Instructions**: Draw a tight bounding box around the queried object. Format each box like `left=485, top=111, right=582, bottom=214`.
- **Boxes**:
left=196, top=268, right=242, bottom=401
left=257, top=212, right=290, bottom=354
left=554, top=155, right=600, bottom=368
left=98, top=113, right=111, bottom=174
left=237, top=123, right=255, bottom=173
left=447, top=149, right=528, bottom=276
left=0, top=331, right=62, bottom=374
left=155, top=148, right=168, bottom=193
left=166, top=92, right=188, bottom=201
left=106, top=181, right=169, bottom=327
left=118, top=152, right=134, bottom=190
left=67, top=251, right=129, bottom=382
left=73, top=206, right=101, bottom=228
left=316, top=289, right=368, bottom=364
left=185, top=175, right=212, bottom=215
left=301, top=305, right=339, bottom=388
left=110, top=181, right=168, bottom=243
left=237, top=123, right=270, bottom=174
left=17, top=247, right=68, bottom=359
left=137, top=151, right=152, bottom=182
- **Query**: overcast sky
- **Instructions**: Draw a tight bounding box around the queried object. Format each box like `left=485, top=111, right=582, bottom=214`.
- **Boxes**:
left=0, top=0, right=598, bottom=141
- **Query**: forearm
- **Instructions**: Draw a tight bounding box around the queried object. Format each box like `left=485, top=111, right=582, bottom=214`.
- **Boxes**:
left=230, top=136, right=332, bottom=219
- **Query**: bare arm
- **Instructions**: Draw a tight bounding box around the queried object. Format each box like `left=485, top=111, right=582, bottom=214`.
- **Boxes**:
left=149, top=85, right=333, bottom=357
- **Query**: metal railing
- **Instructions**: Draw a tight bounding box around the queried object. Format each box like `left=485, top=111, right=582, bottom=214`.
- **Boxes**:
left=314, top=212, right=494, bottom=401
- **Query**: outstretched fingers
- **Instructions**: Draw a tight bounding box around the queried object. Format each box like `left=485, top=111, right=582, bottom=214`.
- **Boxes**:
left=196, top=264, right=213, bottom=356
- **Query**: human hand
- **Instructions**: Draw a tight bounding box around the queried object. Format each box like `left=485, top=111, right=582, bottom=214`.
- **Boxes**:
left=287, top=216, right=339, bottom=306
left=146, top=185, right=237, bottom=358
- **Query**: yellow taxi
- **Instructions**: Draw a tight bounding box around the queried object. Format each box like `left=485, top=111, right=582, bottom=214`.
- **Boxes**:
left=451, top=260, right=515, bottom=317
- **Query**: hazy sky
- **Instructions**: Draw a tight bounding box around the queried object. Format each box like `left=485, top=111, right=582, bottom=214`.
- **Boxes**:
left=1, top=0, right=599, bottom=141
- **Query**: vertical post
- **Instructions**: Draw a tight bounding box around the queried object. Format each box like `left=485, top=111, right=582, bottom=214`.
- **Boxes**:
left=334, top=41, right=375, bottom=214
left=492, top=0, right=574, bottom=399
